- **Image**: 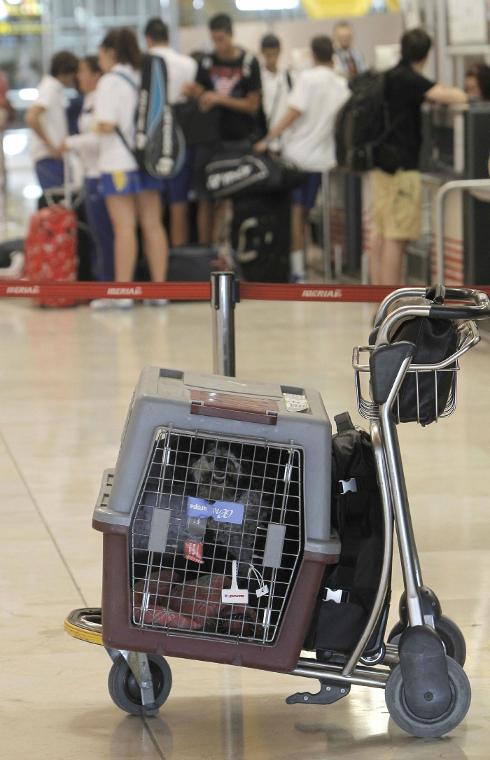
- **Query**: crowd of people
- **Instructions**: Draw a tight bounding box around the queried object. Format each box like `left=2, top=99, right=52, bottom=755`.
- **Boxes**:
left=23, top=14, right=477, bottom=300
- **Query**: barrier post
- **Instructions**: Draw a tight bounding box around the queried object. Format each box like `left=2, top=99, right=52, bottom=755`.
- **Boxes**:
left=435, top=178, right=490, bottom=283
left=211, top=271, right=238, bottom=377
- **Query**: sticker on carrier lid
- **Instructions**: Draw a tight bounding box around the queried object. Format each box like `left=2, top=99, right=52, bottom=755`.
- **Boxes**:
left=187, top=496, right=244, bottom=525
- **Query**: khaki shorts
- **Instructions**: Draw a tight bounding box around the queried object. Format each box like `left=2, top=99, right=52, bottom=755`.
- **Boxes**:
left=371, top=170, right=422, bottom=241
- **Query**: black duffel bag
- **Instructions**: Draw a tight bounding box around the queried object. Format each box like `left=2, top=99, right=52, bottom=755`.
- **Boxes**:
left=391, top=316, right=459, bottom=426
left=204, top=150, right=304, bottom=200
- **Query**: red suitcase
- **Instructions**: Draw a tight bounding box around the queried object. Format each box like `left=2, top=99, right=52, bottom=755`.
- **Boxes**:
left=24, top=204, right=78, bottom=307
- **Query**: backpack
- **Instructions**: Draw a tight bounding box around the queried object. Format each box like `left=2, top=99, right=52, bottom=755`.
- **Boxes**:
left=305, top=412, right=387, bottom=658
left=114, top=55, right=186, bottom=179
left=335, top=70, right=401, bottom=174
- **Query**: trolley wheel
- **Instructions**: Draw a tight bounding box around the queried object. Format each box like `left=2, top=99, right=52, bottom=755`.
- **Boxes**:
left=108, top=654, right=172, bottom=716
left=385, top=657, right=471, bottom=739
left=388, top=616, right=466, bottom=666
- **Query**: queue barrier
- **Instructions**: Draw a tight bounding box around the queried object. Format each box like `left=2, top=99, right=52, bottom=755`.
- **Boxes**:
left=2, top=279, right=489, bottom=303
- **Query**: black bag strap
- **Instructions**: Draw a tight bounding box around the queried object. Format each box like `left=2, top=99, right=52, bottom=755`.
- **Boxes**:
left=334, top=411, right=354, bottom=434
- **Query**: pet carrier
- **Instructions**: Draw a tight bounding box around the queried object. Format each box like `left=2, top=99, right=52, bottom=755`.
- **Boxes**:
left=65, top=284, right=490, bottom=740
left=93, top=369, right=340, bottom=672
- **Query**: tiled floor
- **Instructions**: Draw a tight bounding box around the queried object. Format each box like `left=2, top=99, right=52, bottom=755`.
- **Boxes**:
left=0, top=297, right=489, bottom=759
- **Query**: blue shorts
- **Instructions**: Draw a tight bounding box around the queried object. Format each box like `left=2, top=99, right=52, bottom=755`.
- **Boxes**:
left=162, top=148, right=194, bottom=204
left=99, top=169, right=163, bottom=197
left=35, top=158, right=64, bottom=191
left=292, top=172, right=322, bottom=210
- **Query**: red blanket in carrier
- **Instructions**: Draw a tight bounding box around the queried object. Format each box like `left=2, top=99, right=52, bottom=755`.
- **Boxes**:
left=24, top=205, right=77, bottom=307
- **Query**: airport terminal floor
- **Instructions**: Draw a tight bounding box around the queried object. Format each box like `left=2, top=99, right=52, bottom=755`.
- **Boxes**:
left=1, top=296, right=489, bottom=760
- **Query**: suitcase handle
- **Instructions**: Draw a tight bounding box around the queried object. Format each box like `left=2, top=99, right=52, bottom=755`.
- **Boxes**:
left=190, top=389, right=278, bottom=426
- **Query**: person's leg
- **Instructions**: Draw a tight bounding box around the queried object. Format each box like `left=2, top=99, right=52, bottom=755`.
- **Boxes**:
left=168, top=148, right=194, bottom=247
left=197, top=199, right=214, bottom=245
left=379, top=239, right=407, bottom=285
left=85, top=178, right=115, bottom=281
left=369, top=234, right=384, bottom=285
left=170, top=203, right=189, bottom=247
left=136, top=190, right=169, bottom=282
left=105, top=194, right=138, bottom=281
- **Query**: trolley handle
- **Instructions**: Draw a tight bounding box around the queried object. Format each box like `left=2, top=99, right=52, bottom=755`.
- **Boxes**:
left=425, top=285, right=489, bottom=308
left=375, top=296, right=489, bottom=348
left=374, top=286, right=489, bottom=330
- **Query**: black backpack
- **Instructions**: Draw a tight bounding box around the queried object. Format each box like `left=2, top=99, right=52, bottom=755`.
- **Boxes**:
left=305, top=412, right=387, bottom=658
left=335, top=70, right=401, bottom=174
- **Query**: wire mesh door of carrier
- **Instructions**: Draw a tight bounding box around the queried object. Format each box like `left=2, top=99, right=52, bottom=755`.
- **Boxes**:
left=131, top=428, right=303, bottom=644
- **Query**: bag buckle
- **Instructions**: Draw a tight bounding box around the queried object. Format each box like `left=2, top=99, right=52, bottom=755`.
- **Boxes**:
left=324, top=588, right=350, bottom=604
left=339, top=477, right=358, bottom=495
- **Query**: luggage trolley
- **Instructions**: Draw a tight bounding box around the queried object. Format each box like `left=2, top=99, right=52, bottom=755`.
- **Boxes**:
left=65, top=285, right=490, bottom=739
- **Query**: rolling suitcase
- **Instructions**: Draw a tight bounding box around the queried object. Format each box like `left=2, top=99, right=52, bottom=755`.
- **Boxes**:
left=24, top=156, right=79, bottom=307
left=231, top=193, right=291, bottom=283
left=24, top=204, right=78, bottom=307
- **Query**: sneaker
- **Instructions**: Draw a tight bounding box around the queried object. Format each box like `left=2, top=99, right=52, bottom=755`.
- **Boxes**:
left=90, top=298, right=113, bottom=310
left=115, top=298, right=134, bottom=310
left=289, top=274, right=306, bottom=284
left=90, top=298, right=134, bottom=311
left=144, top=298, right=169, bottom=307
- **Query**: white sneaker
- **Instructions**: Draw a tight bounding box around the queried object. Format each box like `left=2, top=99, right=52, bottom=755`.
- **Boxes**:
left=90, top=298, right=134, bottom=311
left=144, top=299, right=169, bottom=307
left=115, top=298, right=134, bottom=310
left=90, top=298, right=113, bottom=310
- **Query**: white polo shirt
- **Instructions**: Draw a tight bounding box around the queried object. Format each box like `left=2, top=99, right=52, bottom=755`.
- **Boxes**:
left=30, top=75, right=68, bottom=163
left=150, top=45, right=197, bottom=105
left=281, top=65, right=349, bottom=173
left=94, top=64, right=140, bottom=174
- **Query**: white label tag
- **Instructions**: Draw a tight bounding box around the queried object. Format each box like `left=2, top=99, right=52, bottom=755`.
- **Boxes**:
left=256, top=584, right=269, bottom=599
left=222, top=560, right=249, bottom=605
left=222, top=588, right=249, bottom=604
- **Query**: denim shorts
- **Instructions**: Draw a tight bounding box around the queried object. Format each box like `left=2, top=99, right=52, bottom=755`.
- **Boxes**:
left=162, top=148, right=195, bottom=204
left=291, top=172, right=322, bottom=210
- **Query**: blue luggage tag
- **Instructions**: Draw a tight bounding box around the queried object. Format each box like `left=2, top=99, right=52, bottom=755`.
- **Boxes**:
left=186, top=496, right=244, bottom=525
left=212, top=501, right=244, bottom=525
left=187, top=496, right=213, bottom=518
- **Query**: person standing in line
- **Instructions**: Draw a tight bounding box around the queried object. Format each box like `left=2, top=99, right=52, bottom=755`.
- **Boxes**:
left=144, top=17, right=197, bottom=247
left=256, top=36, right=349, bottom=282
left=184, top=13, right=263, bottom=245
left=63, top=56, right=114, bottom=282
left=369, top=28, right=467, bottom=285
left=93, top=27, right=169, bottom=309
left=259, top=33, right=293, bottom=154
left=333, top=21, right=365, bottom=80
left=26, top=51, right=78, bottom=196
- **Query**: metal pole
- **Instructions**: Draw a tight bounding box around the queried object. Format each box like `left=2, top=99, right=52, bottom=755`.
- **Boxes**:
left=435, top=178, right=490, bottom=284
left=211, top=271, right=238, bottom=377
left=321, top=169, right=332, bottom=281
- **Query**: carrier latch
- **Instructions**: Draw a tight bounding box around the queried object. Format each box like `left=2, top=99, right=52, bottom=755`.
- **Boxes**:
left=286, top=681, right=351, bottom=706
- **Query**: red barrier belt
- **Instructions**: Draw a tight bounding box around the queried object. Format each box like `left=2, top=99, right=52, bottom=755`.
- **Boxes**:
left=0, top=280, right=489, bottom=303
